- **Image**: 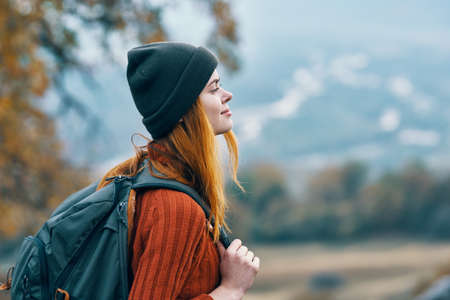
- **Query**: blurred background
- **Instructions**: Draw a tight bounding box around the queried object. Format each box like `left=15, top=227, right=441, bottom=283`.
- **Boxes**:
left=1, top=0, right=450, bottom=299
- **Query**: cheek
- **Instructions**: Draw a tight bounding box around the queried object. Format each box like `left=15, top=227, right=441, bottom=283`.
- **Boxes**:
left=203, top=98, right=222, bottom=115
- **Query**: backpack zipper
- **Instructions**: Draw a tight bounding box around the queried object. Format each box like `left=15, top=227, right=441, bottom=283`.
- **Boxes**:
left=33, top=237, right=50, bottom=300
left=110, top=176, right=130, bottom=300
left=118, top=200, right=129, bottom=300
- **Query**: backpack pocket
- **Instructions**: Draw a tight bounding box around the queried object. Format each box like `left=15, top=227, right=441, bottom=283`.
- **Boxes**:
left=11, top=236, right=49, bottom=300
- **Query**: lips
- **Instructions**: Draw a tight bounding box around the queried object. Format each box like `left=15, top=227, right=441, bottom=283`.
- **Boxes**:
left=221, top=109, right=230, bottom=114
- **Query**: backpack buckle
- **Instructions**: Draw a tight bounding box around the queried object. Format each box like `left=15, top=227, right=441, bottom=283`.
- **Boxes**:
left=55, top=288, right=70, bottom=300
left=105, top=175, right=130, bottom=182
left=0, top=265, right=13, bottom=290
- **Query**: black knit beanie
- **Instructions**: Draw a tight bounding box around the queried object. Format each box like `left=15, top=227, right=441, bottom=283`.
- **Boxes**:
left=126, top=41, right=218, bottom=139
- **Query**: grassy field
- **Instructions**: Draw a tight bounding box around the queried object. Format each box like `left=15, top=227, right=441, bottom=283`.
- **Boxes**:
left=244, top=240, right=450, bottom=300
left=1, top=240, right=449, bottom=300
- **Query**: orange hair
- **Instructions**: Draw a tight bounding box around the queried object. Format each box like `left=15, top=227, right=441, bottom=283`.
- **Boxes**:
left=97, top=99, right=244, bottom=243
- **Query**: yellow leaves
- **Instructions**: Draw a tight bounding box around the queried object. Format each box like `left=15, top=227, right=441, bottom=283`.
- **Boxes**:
left=207, top=1, right=240, bottom=71
left=0, top=201, right=25, bottom=238
left=0, top=1, right=47, bottom=100
left=0, top=200, right=51, bottom=238
left=52, top=0, right=64, bottom=11
left=30, top=58, right=50, bottom=96
left=0, top=96, right=90, bottom=238
left=212, top=1, right=238, bottom=42
left=0, top=97, right=12, bottom=113
left=144, top=26, right=167, bottom=44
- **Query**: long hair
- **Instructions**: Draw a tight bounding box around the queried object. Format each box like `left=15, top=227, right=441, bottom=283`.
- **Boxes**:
left=97, top=99, right=244, bottom=243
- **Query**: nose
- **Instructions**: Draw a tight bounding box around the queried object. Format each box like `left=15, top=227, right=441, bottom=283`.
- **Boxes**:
left=222, top=89, right=232, bottom=103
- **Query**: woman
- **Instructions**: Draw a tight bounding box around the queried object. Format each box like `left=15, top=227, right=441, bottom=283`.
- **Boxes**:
left=97, top=42, right=260, bottom=299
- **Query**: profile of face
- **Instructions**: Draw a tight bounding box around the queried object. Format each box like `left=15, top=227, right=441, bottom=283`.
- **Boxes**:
left=196, top=69, right=233, bottom=135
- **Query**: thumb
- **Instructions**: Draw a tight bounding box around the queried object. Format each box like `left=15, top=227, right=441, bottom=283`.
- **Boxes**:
left=216, top=240, right=226, bottom=258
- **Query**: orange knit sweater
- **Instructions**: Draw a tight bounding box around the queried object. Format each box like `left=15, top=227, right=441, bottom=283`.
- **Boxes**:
left=127, top=146, right=221, bottom=299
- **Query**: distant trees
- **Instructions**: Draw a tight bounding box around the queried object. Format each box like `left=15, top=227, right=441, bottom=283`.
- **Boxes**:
left=226, top=162, right=294, bottom=242
left=307, top=161, right=368, bottom=204
left=227, top=160, right=450, bottom=243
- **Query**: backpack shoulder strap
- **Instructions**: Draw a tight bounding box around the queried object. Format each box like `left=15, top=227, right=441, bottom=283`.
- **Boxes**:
left=131, top=159, right=211, bottom=217
left=130, top=158, right=231, bottom=247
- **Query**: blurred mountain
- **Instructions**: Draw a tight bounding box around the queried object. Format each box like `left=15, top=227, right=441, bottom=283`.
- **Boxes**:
left=39, top=47, right=449, bottom=183
left=36, top=0, right=450, bottom=181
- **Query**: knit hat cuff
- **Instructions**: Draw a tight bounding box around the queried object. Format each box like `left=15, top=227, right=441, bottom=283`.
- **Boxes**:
left=142, top=46, right=218, bottom=139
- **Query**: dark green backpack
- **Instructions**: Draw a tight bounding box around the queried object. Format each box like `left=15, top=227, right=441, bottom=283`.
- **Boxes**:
left=7, top=159, right=231, bottom=300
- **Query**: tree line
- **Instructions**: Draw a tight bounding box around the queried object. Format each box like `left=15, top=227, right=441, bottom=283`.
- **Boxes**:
left=227, top=160, right=450, bottom=243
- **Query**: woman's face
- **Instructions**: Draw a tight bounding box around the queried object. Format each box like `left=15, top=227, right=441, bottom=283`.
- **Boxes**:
left=198, top=69, right=233, bottom=135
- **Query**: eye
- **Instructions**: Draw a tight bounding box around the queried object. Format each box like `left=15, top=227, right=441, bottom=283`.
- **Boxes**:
left=211, top=82, right=221, bottom=93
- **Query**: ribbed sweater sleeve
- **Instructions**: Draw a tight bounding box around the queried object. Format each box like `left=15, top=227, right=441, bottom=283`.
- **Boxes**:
left=128, top=188, right=215, bottom=300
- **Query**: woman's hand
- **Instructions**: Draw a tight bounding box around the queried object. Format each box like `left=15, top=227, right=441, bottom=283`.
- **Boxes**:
left=216, top=238, right=260, bottom=296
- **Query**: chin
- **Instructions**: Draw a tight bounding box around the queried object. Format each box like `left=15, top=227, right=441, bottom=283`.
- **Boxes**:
left=214, top=120, right=233, bottom=135
left=215, top=125, right=233, bottom=136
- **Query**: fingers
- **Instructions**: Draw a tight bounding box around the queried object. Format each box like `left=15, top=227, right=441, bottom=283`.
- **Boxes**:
left=227, top=239, right=242, bottom=253
left=236, top=245, right=248, bottom=256
left=221, top=238, right=260, bottom=272
left=252, top=256, right=260, bottom=271
left=246, top=250, right=254, bottom=261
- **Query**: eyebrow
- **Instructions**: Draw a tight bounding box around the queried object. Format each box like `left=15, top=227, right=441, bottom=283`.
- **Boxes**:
left=208, top=77, right=220, bottom=87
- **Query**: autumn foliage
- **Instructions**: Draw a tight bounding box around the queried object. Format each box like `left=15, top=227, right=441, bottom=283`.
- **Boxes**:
left=0, top=0, right=239, bottom=239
